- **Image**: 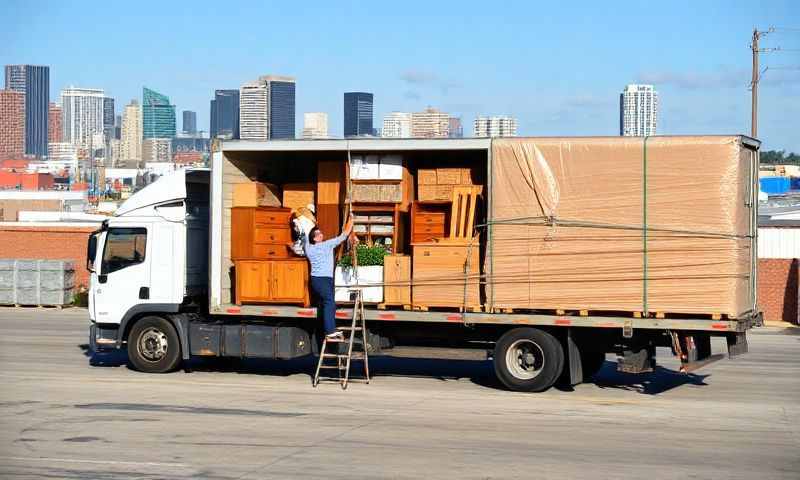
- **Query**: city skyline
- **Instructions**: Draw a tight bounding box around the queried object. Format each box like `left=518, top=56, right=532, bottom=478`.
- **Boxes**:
left=2, top=1, right=798, bottom=151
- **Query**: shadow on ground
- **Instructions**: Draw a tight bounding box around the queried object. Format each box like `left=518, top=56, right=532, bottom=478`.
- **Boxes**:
left=78, top=344, right=707, bottom=394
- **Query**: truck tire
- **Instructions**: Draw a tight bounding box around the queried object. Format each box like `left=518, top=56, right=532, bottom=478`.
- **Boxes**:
left=580, top=350, right=607, bottom=381
left=494, top=328, right=564, bottom=392
left=127, top=316, right=181, bottom=373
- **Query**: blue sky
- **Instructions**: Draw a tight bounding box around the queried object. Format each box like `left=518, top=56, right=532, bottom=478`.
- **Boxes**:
left=4, top=0, right=799, bottom=151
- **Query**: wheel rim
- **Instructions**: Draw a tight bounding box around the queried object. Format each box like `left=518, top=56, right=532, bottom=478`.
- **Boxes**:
left=505, top=339, right=545, bottom=380
left=138, top=327, right=168, bottom=362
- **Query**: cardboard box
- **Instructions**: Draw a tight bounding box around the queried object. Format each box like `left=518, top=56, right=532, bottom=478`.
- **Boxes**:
left=436, top=168, right=462, bottom=185
left=282, top=183, right=315, bottom=211
left=233, top=182, right=281, bottom=207
left=379, top=155, right=404, bottom=180
left=350, top=155, right=380, bottom=180
left=418, top=169, right=437, bottom=185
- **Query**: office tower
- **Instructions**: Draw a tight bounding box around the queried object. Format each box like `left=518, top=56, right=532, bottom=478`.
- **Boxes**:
left=0, top=90, right=26, bottom=158
left=302, top=112, right=329, bottom=139
left=620, top=84, right=658, bottom=136
left=239, top=75, right=296, bottom=140
left=473, top=115, right=518, bottom=137
left=411, top=107, right=450, bottom=138
left=60, top=86, right=105, bottom=150
left=120, top=99, right=142, bottom=162
left=142, top=87, right=176, bottom=139
left=48, top=102, right=62, bottom=144
left=5, top=65, right=49, bottom=157
left=343, top=92, right=374, bottom=137
left=142, top=138, right=171, bottom=162
left=103, top=97, right=114, bottom=136
left=182, top=110, right=197, bottom=135
left=114, top=114, right=122, bottom=140
left=210, top=89, right=239, bottom=139
left=47, top=142, right=77, bottom=161
left=448, top=117, right=463, bottom=138
left=381, top=112, right=412, bottom=138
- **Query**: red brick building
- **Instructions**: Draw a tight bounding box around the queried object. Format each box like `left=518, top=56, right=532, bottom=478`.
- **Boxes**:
left=48, top=102, right=62, bottom=144
left=0, top=171, right=55, bottom=190
left=0, top=90, right=25, bottom=159
left=0, top=223, right=97, bottom=288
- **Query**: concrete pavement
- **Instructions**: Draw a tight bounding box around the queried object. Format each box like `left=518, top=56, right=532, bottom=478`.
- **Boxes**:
left=0, top=308, right=798, bottom=479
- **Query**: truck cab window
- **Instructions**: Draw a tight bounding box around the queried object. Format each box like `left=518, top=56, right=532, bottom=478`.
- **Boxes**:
left=101, top=228, right=147, bottom=274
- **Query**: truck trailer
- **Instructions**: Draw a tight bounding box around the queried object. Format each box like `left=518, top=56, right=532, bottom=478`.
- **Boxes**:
left=88, top=136, right=759, bottom=392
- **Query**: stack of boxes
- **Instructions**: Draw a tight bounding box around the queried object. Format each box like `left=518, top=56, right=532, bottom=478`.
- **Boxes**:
left=417, top=167, right=473, bottom=202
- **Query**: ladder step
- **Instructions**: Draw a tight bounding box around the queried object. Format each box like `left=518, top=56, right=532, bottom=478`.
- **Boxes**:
left=318, top=365, right=346, bottom=369
left=339, top=326, right=363, bottom=331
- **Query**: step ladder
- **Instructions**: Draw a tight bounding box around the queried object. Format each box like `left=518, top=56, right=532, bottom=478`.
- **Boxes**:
left=313, top=287, right=370, bottom=389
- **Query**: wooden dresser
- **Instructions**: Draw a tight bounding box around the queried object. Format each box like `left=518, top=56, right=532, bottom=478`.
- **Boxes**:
left=411, top=201, right=448, bottom=243
left=231, top=206, right=309, bottom=306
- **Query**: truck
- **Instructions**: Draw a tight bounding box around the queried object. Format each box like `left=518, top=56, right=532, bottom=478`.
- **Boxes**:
left=88, top=136, right=760, bottom=392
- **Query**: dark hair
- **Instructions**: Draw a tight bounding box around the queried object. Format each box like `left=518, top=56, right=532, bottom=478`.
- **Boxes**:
left=308, top=227, right=321, bottom=244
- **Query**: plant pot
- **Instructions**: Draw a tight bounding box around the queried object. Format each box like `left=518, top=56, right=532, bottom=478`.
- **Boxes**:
left=335, top=265, right=383, bottom=303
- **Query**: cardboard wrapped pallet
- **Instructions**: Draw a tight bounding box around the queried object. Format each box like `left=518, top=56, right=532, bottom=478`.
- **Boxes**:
left=485, top=136, right=757, bottom=317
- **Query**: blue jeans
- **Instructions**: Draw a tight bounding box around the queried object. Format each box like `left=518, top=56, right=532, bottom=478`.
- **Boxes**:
left=310, top=276, right=337, bottom=334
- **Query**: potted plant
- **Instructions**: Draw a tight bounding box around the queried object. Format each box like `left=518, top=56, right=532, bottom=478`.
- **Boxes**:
left=335, top=244, right=387, bottom=303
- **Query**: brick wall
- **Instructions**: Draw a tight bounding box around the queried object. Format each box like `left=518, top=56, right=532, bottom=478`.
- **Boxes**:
left=0, top=224, right=97, bottom=288
left=758, top=258, right=799, bottom=324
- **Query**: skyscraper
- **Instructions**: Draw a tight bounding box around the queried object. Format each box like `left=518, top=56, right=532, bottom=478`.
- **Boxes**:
left=120, top=99, right=142, bottom=163
left=103, top=97, right=115, bottom=135
left=448, top=117, right=463, bottom=138
left=239, top=75, right=296, bottom=141
left=0, top=90, right=25, bottom=159
left=210, top=89, right=239, bottom=139
left=411, top=107, right=450, bottom=138
left=48, top=102, right=62, bottom=144
left=343, top=92, right=373, bottom=137
left=4, top=65, right=49, bottom=157
left=182, top=110, right=197, bottom=135
left=620, top=84, right=658, bottom=137
left=473, top=116, right=518, bottom=137
left=142, top=87, right=176, bottom=139
left=302, top=112, right=329, bottom=139
left=381, top=112, right=412, bottom=138
left=60, top=87, right=105, bottom=150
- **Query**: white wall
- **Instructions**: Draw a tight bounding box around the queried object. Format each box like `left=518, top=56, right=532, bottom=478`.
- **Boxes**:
left=758, top=227, right=800, bottom=259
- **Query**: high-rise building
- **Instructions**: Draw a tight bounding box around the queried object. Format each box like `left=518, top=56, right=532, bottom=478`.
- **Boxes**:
left=61, top=86, right=105, bottom=150
left=210, top=89, right=239, bottom=139
left=381, top=112, right=412, bottom=138
left=120, top=99, right=142, bottom=163
left=48, top=102, right=62, bottom=144
left=473, top=115, right=518, bottom=138
left=620, top=84, right=658, bottom=137
left=411, top=107, right=450, bottom=138
left=103, top=97, right=115, bottom=136
left=182, top=110, right=197, bottom=135
left=47, top=142, right=77, bottom=161
left=142, top=87, right=176, bottom=139
left=239, top=75, right=296, bottom=141
left=5, top=65, right=49, bottom=157
left=0, top=90, right=26, bottom=159
left=302, top=112, right=329, bottom=139
left=343, top=92, right=373, bottom=137
left=448, top=117, right=463, bottom=138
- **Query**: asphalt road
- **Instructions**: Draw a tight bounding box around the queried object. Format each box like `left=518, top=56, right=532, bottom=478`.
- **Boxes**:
left=0, top=309, right=798, bottom=479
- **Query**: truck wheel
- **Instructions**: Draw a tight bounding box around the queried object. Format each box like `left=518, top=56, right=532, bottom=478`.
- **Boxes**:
left=494, top=328, right=564, bottom=392
left=127, top=316, right=181, bottom=373
left=581, top=350, right=607, bottom=380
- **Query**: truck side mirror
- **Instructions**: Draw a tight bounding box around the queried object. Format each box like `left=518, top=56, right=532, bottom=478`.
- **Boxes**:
left=86, top=234, right=98, bottom=272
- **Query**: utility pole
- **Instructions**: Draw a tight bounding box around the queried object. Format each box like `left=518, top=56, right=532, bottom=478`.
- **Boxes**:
left=751, top=28, right=760, bottom=138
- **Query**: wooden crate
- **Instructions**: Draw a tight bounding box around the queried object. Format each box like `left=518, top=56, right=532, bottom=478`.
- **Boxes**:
left=412, top=242, right=480, bottom=308
left=436, top=168, right=462, bottom=185
left=232, top=182, right=281, bottom=207
left=418, top=169, right=437, bottom=185
left=383, top=255, right=411, bottom=305
left=282, top=183, right=315, bottom=211
left=418, top=184, right=455, bottom=202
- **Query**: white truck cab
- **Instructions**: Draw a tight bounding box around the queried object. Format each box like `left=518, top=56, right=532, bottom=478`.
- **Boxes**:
left=88, top=168, right=209, bottom=371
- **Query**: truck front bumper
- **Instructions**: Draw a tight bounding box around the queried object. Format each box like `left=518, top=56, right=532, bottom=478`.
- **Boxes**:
left=89, top=322, right=120, bottom=352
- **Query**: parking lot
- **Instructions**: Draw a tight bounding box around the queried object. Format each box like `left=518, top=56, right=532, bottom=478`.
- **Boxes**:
left=0, top=308, right=798, bottom=479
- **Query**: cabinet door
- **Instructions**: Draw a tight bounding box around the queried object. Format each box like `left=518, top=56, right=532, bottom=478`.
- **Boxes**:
left=269, top=261, right=307, bottom=302
left=237, top=261, right=269, bottom=302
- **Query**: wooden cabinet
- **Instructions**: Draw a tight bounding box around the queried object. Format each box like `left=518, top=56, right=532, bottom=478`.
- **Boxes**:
left=383, top=255, right=411, bottom=305
left=412, top=242, right=480, bottom=308
left=231, top=207, right=292, bottom=260
left=234, top=259, right=309, bottom=306
left=411, top=201, right=448, bottom=243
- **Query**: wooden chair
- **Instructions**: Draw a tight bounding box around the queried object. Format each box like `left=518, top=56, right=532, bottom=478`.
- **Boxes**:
left=448, top=185, right=483, bottom=241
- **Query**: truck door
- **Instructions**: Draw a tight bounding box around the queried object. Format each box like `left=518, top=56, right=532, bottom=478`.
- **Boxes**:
left=93, top=226, right=151, bottom=325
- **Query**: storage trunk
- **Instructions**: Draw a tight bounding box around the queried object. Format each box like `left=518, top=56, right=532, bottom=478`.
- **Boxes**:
left=485, top=136, right=757, bottom=317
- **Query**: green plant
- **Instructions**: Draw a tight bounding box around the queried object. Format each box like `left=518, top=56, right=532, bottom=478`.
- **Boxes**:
left=338, top=244, right=388, bottom=267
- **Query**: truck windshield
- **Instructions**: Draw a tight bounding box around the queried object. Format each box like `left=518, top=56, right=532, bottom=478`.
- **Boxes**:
left=101, top=228, right=147, bottom=274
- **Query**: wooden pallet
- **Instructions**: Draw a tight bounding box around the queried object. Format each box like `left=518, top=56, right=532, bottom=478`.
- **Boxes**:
left=485, top=306, right=733, bottom=321
left=377, top=303, right=412, bottom=311
left=412, top=304, right=482, bottom=313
